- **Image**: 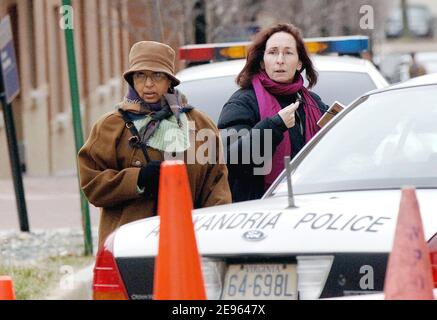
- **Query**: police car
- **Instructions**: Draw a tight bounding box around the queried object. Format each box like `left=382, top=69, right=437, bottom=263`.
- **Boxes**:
left=176, top=36, right=388, bottom=123
left=92, top=73, right=437, bottom=300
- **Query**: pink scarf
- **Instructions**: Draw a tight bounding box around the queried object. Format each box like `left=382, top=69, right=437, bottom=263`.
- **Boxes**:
left=252, top=71, right=322, bottom=190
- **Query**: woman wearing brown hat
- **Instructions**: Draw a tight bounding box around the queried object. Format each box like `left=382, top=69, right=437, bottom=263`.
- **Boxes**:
left=78, top=41, right=231, bottom=248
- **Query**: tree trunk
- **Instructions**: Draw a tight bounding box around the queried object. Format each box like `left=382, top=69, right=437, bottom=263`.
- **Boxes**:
left=401, top=0, right=410, bottom=38
left=151, top=0, right=164, bottom=42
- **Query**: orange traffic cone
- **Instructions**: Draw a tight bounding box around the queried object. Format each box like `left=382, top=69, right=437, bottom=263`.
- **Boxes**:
left=0, top=276, right=16, bottom=300
left=153, top=160, right=206, bottom=300
left=384, top=187, right=434, bottom=299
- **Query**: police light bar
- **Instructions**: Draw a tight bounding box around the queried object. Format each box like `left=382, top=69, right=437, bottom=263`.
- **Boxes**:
left=304, top=35, right=369, bottom=55
left=179, top=35, right=369, bottom=63
left=179, top=41, right=249, bottom=62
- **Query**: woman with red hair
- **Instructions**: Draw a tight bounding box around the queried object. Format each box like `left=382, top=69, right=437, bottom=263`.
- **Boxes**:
left=218, top=23, right=328, bottom=202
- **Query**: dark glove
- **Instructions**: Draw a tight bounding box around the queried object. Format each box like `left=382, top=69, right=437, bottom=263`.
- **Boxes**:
left=137, top=161, right=162, bottom=198
left=271, top=114, right=288, bottom=132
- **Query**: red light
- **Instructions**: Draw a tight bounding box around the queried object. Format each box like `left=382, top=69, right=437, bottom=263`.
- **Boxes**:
left=179, top=47, right=214, bottom=62
left=92, top=232, right=129, bottom=300
left=428, top=233, right=437, bottom=288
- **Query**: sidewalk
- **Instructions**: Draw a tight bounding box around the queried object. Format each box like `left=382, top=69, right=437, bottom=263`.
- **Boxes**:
left=0, top=175, right=100, bottom=300
left=0, top=175, right=100, bottom=231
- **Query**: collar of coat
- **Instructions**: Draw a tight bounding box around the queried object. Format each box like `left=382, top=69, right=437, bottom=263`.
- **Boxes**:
left=118, top=89, right=193, bottom=118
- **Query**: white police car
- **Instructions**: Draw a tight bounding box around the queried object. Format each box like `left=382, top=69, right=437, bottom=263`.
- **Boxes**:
left=176, top=36, right=388, bottom=123
left=92, top=73, right=437, bottom=300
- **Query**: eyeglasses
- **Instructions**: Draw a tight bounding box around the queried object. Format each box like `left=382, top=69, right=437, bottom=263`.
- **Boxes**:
left=133, top=71, right=168, bottom=83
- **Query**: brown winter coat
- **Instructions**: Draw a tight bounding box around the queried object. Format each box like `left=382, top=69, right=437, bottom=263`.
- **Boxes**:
left=78, top=108, right=231, bottom=248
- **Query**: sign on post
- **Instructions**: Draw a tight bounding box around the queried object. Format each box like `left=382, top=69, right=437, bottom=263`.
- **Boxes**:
left=0, top=14, right=29, bottom=232
left=0, top=15, right=20, bottom=104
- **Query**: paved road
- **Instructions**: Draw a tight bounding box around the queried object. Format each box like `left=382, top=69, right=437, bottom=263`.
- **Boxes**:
left=0, top=175, right=100, bottom=231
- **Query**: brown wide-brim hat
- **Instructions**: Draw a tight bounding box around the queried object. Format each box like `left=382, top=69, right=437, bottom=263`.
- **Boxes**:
left=123, top=41, right=181, bottom=87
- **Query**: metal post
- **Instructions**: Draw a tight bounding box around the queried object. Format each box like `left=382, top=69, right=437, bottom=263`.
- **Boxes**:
left=0, top=93, right=29, bottom=231
left=62, top=0, right=93, bottom=256
left=284, top=156, right=296, bottom=208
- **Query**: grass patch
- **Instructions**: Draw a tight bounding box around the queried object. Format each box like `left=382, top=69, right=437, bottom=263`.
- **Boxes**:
left=0, top=255, right=94, bottom=300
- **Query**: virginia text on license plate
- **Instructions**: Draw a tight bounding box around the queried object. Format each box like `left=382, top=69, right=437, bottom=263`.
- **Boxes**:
left=221, top=263, right=297, bottom=300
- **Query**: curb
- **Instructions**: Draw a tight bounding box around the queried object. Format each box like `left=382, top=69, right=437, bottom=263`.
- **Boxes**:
left=45, top=263, right=94, bottom=300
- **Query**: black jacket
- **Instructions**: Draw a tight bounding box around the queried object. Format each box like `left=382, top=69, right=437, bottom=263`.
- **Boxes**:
left=218, top=87, right=328, bottom=203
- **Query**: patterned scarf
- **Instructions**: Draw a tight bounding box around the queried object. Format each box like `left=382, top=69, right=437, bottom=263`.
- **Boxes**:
left=252, top=71, right=322, bottom=190
left=121, top=85, right=193, bottom=145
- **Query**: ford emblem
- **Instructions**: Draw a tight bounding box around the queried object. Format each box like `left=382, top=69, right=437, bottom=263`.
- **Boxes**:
left=242, top=230, right=266, bottom=241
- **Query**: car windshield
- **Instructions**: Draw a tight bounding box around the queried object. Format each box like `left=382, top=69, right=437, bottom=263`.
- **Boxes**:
left=271, top=85, right=437, bottom=196
left=409, top=6, right=430, bottom=19
left=178, top=71, right=377, bottom=123
left=309, top=71, right=376, bottom=105
left=390, top=6, right=429, bottom=20
left=177, top=75, right=237, bottom=123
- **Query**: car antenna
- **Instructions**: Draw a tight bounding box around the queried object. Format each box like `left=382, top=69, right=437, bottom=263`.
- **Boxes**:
left=284, top=156, right=296, bottom=208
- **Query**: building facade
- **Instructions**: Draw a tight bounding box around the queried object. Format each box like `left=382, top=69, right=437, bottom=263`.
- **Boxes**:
left=0, top=0, right=193, bottom=178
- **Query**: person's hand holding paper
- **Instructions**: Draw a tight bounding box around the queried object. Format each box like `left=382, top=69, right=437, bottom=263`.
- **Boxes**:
left=317, top=101, right=345, bottom=128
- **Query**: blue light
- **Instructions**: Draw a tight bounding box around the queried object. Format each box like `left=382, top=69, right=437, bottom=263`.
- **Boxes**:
left=306, top=36, right=369, bottom=54
left=327, top=38, right=369, bottom=54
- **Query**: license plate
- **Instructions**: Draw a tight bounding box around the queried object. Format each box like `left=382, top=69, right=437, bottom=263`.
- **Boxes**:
left=221, top=263, right=297, bottom=300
